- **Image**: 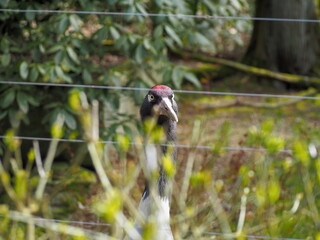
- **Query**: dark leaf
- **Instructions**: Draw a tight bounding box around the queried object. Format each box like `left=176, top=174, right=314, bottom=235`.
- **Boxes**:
left=17, top=92, right=29, bottom=113
left=58, top=17, right=69, bottom=34
left=29, top=67, right=39, bottom=82
left=2, top=89, right=15, bottom=108
left=8, top=109, right=18, bottom=127
left=1, top=53, right=11, bottom=67
left=0, top=110, right=7, bottom=120
left=27, top=95, right=40, bottom=107
left=0, top=0, right=9, bottom=7
left=54, top=51, right=65, bottom=64
left=82, top=69, right=93, bottom=84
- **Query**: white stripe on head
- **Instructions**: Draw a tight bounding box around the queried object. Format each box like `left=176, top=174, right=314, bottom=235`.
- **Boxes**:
left=161, top=97, right=178, bottom=122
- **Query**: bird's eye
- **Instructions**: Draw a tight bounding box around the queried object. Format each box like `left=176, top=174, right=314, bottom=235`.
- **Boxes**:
left=148, top=94, right=155, bottom=102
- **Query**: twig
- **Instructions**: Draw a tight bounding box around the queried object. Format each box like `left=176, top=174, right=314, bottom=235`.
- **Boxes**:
left=7, top=210, right=111, bottom=240
left=176, top=50, right=320, bottom=86
left=33, top=141, right=45, bottom=178
left=82, top=98, right=142, bottom=240
left=197, top=89, right=318, bottom=109
left=236, top=188, right=249, bottom=234
left=35, top=115, right=63, bottom=201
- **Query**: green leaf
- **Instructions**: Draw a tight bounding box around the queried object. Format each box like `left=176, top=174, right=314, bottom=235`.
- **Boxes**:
left=183, top=71, right=201, bottom=88
left=55, top=66, right=72, bottom=83
left=37, top=65, right=46, bottom=75
left=0, top=37, right=9, bottom=51
left=82, top=69, right=92, bottom=84
left=48, top=45, right=63, bottom=54
left=143, top=39, right=156, bottom=54
left=110, top=26, right=120, bottom=40
left=231, top=0, right=241, bottom=10
left=14, top=170, right=27, bottom=201
left=8, top=109, right=18, bottom=127
left=69, top=15, right=80, bottom=31
left=164, top=25, right=182, bottom=46
left=17, top=92, right=29, bottom=113
left=95, top=26, right=108, bottom=42
left=293, top=141, right=310, bottom=166
left=26, top=7, right=35, bottom=21
left=54, top=50, right=65, bottom=64
left=29, top=67, right=39, bottom=82
left=19, top=61, right=29, bottom=79
left=27, top=95, right=39, bottom=106
left=58, top=17, right=69, bottom=34
left=195, top=32, right=214, bottom=49
left=135, top=44, right=144, bottom=63
left=1, top=53, right=11, bottom=67
left=63, top=111, right=77, bottom=130
left=66, top=46, right=80, bottom=64
left=172, top=67, right=183, bottom=88
left=153, top=25, right=163, bottom=38
left=0, top=110, right=7, bottom=120
left=2, top=90, right=15, bottom=108
left=261, top=119, right=274, bottom=134
left=268, top=180, right=281, bottom=204
left=0, top=0, right=9, bottom=7
left=135, top=2, right=148, bottom=15
left=39, top=44, right=45, bottom=54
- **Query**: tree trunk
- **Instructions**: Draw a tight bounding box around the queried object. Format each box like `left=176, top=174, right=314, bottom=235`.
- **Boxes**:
left=244, top=0, right=319, bottom=75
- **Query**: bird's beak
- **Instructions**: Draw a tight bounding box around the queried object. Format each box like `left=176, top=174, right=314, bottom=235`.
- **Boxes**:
left=153, top=97, right=178, bottom=122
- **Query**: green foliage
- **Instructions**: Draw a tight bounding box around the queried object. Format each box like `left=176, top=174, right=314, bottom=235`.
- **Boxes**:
left=0, top=0, right=251, bottom=140
left=92, top=190, right=123, bottom=223
left=238, top=118, right=320, bottom=238
left=1, top=95, right=320, bottom=239
left=247, top=118, right=285, bottom=154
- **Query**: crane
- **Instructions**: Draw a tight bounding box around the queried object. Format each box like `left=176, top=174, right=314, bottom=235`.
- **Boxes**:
left=136, top=85, right=178, bottom=240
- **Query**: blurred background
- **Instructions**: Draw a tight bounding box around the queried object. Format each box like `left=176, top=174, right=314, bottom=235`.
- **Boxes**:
left=0, top=0, right=320, bottom=239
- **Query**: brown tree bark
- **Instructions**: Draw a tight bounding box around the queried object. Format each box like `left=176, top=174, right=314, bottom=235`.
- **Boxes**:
left=244, top=0, right=319, bottom=75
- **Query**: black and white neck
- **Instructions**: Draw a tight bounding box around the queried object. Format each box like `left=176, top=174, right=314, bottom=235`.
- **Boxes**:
left=137, top=85, right=178, bottom=240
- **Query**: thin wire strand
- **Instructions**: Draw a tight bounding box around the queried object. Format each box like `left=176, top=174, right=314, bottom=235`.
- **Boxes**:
left=0, top=8, right=319, bottom=23
left=203, top=231, right=303, bottom=240
left=0, top=81, right=318, bottom=101
left=0, top=135, right=293, bottom=153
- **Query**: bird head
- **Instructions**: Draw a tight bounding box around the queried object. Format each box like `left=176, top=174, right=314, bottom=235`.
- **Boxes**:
left=140, top=85, right=178, bottom=123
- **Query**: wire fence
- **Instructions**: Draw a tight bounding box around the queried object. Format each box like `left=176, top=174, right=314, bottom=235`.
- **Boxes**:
left=0, top=8, right=320, bottom=23
left=1, top=80, right=319, bottom=101
left=0, top=7, right=316, bottom=240
left=0, top=135, right=293, bottom=154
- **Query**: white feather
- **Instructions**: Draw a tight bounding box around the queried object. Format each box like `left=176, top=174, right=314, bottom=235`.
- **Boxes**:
left=145, top=144, right=158, bottom=174
left=138, top=196, right=173, bottom=240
